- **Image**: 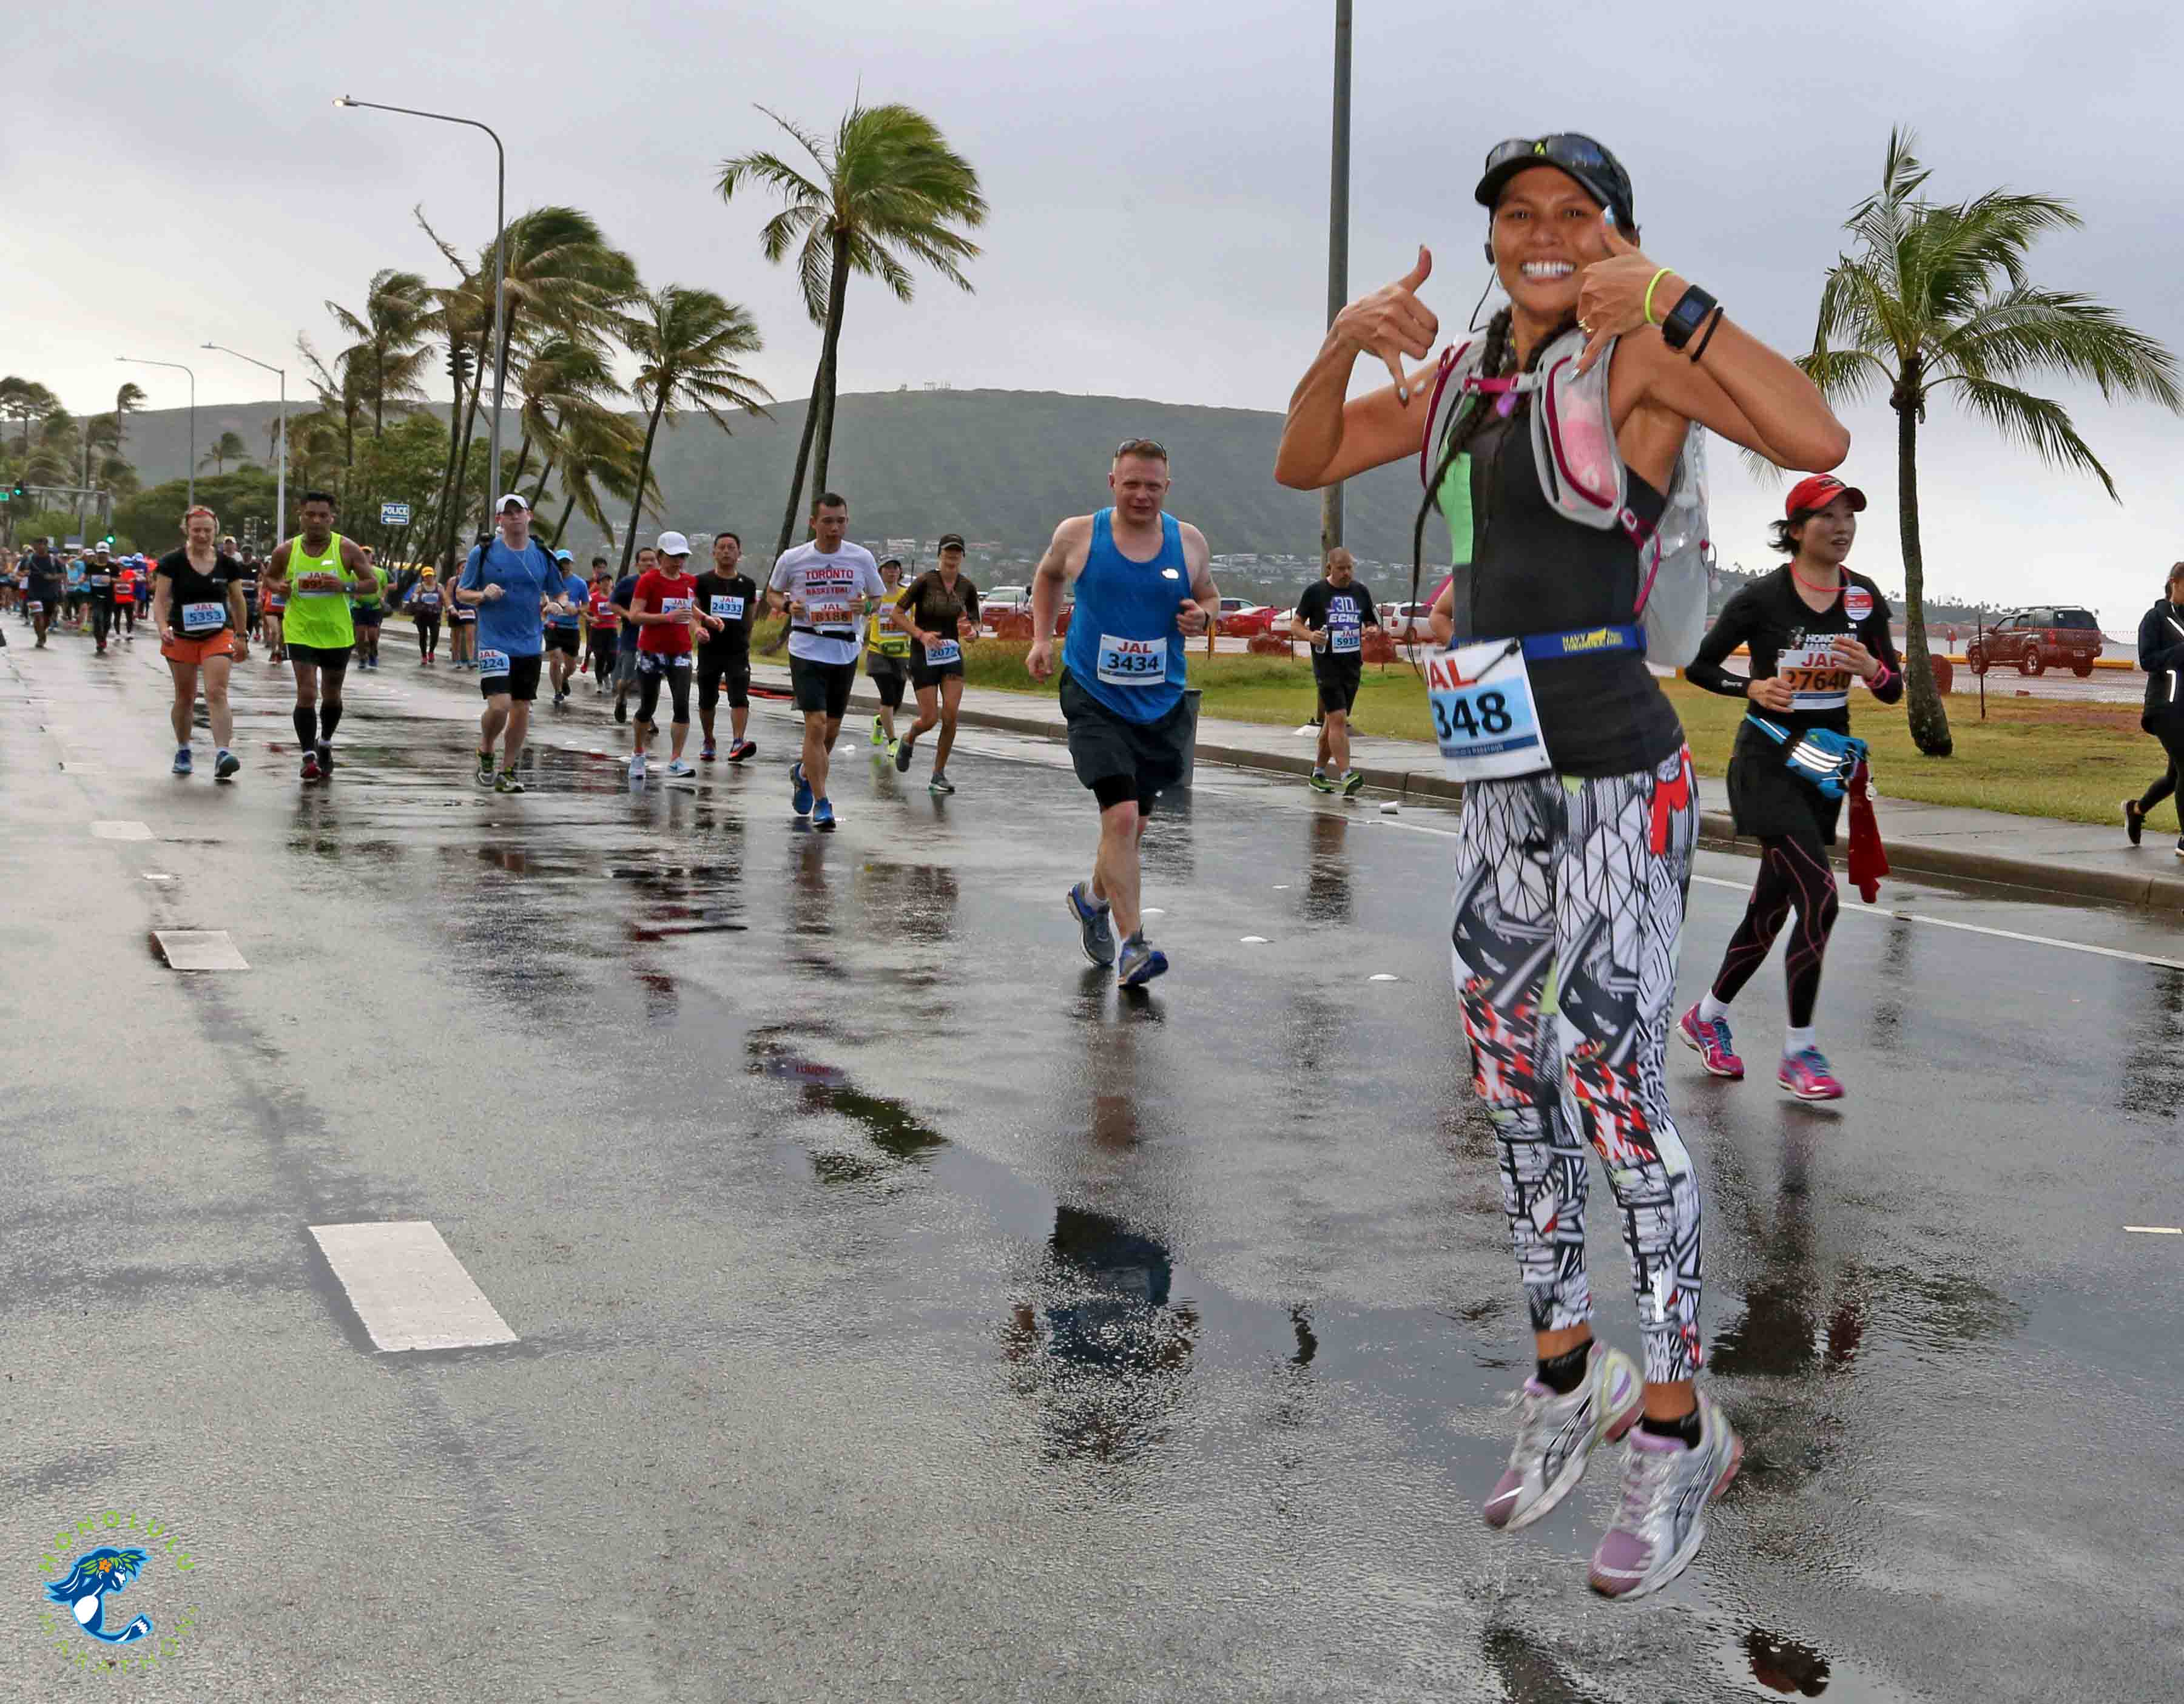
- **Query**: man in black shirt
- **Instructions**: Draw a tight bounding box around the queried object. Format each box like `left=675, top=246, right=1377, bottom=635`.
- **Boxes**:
left=1288, top=548, right=1380, bottom=796
left=692, top=531, right=759, bottom=761
left=84, top=545, right=121, bottom=653
left=24, top=538, right=63, bottom=647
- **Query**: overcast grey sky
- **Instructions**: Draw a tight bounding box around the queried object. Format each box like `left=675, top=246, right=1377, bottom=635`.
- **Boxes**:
left=8, top=0, right=2181, bottom=624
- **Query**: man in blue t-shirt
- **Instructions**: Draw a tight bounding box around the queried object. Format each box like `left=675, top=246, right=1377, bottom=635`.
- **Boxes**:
left=608, top=547, right=655, bottom=724
left=542, top=548, right=587, bottom=707
left=456, top=493, right=576, bottom=793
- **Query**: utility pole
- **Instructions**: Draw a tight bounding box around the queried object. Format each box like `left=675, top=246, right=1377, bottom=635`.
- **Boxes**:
left=1320, top=0, right=1352, bottom=559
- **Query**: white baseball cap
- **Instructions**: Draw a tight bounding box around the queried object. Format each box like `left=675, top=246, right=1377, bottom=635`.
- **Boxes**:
left=494, top=492, right=530, bottom=514
left=655, top=531, right=692, bottom=557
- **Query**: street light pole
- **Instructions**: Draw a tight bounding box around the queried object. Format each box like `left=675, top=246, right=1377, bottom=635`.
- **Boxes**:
left=117, top=357, right=196, bottom=508
left=334, top=95, right=507, bottom=551
left=1321, top=0, right=1352, bottom=557
left=202, top=344, right=285, bottom=545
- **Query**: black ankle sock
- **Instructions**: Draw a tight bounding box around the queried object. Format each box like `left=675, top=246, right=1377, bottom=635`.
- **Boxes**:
left=292, top=706, right=317, bottom=747
left=1535, top=1343, right=1591, bottom=1395
left=317, top=702, right=342, bottom=741
left=1639, top=1409, right=1704, bottom=1449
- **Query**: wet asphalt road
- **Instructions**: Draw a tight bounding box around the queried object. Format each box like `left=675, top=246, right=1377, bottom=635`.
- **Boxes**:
left=4, top=626, right=2181, bottom=1703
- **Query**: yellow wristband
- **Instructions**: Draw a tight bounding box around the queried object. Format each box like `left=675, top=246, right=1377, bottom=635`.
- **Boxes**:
left=1643, top=268, right=1674, bottom=327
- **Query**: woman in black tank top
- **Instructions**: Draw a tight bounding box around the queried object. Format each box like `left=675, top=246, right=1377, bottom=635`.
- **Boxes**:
left=1275, top=133, right=1850, bottom=1601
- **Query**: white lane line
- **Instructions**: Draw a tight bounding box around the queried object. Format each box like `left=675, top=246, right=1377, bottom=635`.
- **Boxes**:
left=91, top=820, right=153, bottom=840
left=1240, top=935, right=1271, bottom=944
left=309, top=1221, right=517, bottom=1352
left=2125, top=1225, right=2182, bottom=1235
left=1374, top=816, right=2184, bottom=973
left=155, top=931, right=249, bottom=970
left=1369, top=973, right=1401, bottom=982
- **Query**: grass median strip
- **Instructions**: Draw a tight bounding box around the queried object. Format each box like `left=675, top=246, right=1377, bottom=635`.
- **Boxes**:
left=921, top=636, right=2166, bottom=832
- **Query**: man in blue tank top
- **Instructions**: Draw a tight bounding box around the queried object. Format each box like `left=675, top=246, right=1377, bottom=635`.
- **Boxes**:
left=1028, top=439, right=1218, bottom=989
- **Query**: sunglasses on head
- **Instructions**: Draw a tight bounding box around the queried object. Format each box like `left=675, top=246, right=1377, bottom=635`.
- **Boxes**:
left=1483, top=133, right=1617, bottom=177
left=1115, top=437, right=1166, bottom=460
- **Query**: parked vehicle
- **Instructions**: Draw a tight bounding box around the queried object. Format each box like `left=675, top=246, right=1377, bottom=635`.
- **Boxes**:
left=1964, top=606, right=2103, bottom=677
left=981, top=585, right=1031, bottom=621
left=1216, top=598, right=1277, bottom=637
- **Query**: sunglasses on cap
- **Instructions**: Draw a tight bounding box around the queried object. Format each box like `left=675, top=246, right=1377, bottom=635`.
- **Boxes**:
left=1476, top=133, right=1634, bottom=225
left=1482, top=133, right=1616, bottom=178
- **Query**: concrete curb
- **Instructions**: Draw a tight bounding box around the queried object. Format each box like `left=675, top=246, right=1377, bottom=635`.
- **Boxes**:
left=753, top=665, right=2184, bottom=914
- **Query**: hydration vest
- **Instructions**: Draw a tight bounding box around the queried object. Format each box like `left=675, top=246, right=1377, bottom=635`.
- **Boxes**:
left=1420, top=327, right=1713, bottom=666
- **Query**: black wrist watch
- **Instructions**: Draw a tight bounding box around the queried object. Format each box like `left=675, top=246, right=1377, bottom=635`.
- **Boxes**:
left=1659, top=285, right=1719, bottom=352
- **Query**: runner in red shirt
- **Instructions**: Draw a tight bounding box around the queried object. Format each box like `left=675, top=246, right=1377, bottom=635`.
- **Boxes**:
left=582, top=560, right=619, bottom=693
left=628, top=533, right=704, bottom=784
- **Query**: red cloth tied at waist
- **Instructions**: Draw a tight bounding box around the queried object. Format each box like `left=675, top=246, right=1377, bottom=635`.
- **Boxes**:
left=1847, top=759, right=1888, bottom=903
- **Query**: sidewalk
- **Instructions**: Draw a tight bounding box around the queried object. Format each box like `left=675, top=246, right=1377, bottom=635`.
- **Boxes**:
left=750, top=660, right=2184, bottom=912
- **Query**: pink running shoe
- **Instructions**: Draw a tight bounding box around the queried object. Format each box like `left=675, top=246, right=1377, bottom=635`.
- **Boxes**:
left=1778, top=1047, right=1844, bottom=1102
left=1677, top=1004, right=1743, bottom=1079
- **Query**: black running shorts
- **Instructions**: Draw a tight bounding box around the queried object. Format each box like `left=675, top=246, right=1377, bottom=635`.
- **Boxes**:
left=1059, top=668, right=1190, bottom=813
left=480, top=652, right=544, bottom=702
left=1315, top=656, right=1363, bottom=716
left=697, top=653, right=750, bottom=712
left=790, top=655, right=859, bottom=719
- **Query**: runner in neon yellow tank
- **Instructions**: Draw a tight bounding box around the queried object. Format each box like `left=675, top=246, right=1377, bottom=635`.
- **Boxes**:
left=265, top=491, right=372, bottom=783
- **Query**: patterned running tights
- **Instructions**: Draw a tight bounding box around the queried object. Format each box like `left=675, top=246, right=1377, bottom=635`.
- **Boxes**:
left=1449, top=747, right=1705, bottom=1385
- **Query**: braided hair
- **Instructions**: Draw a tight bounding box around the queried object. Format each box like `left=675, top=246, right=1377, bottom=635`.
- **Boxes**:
left=1407, top=306, right=1581, bottom=618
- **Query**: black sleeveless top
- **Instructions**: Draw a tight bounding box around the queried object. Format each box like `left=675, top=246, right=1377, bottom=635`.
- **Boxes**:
left=1454, top=416, right=1684, bottom=778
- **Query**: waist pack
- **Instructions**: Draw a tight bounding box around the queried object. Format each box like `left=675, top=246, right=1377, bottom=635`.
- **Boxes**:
left=1421, top=326, right=1714, bottom=666
left=1745, top=715, right=1869, bottom=800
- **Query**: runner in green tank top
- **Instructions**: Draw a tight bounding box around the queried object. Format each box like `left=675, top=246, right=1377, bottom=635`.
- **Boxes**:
left=265, top=491, right=372, bottom=783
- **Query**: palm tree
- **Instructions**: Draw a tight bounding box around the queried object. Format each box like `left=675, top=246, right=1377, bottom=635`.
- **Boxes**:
left=547, top=409, right=655, bottom=549
left=200, top=431, right=251, bottom=476
left=1800, top=129, right=2180, bottom=756
left=718, top=101, right=985, bottom=553
left=1, top=377, right=60, bottom=456
left=113, top=382, right=146, bottom=463
left=326, top=269, right=434, bottom=439
left=417, top=205, right=639, bottom=569
left=507, top=332, right=623, bottom=498
left=615, top=286, right=771, bottom=574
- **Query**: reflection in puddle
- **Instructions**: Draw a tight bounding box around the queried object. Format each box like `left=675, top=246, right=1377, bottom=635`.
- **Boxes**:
left=748, top=1032, right=947, bottom=1176
left=1746, top=1626, right=1833, bottom=1696
left=1003, top=1205, right=1199, bottom=1465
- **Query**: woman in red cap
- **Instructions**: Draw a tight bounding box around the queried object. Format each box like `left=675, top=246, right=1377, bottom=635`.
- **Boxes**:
left=1276, top=133, right=1850, bottom=1600
left=1681, top=476, right=1900, bottom=1100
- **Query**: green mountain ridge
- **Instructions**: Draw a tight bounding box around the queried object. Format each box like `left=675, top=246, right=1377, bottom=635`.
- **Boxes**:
left=111, top=388, right=1432, bottom=573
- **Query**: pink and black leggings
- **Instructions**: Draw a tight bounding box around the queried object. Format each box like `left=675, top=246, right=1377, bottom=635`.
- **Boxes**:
left=1709, top=830, right=1839, bottom=1028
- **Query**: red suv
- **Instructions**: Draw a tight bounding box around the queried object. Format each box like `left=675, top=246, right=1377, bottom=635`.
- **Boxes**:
left=1965, top=606, right=2103, bottom=678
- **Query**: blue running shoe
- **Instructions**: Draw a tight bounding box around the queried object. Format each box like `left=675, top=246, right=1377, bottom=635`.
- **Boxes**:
left=1116, top=932, right=1168, bottom=989
left=790, top=761, right=813, bottom=816
left=1066, top=881, right=1116, bottom=967
left=812, top=796, right=836, bottom=832
left=171, top=746, right=192, bottom=776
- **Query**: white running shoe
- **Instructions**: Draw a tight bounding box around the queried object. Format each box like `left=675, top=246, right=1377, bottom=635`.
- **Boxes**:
left=1482, top=1341, right=1643, bottom=1532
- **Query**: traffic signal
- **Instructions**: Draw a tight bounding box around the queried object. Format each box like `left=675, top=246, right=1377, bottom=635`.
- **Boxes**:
left=447, top=345, right=474, bottom=388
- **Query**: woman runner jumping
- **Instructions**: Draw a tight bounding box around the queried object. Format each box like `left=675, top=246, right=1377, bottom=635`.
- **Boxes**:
left=1276, top=133, right=1849, bottom=1598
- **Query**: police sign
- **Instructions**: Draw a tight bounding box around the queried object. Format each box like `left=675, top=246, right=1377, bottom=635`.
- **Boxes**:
left=379, top=502, right=412, bottom=527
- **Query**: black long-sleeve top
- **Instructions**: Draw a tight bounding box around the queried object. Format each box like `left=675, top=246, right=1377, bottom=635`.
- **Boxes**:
left=2138, top=601, right=2184, bottom=726
left=1685, top=564, right=1904, bottom=739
